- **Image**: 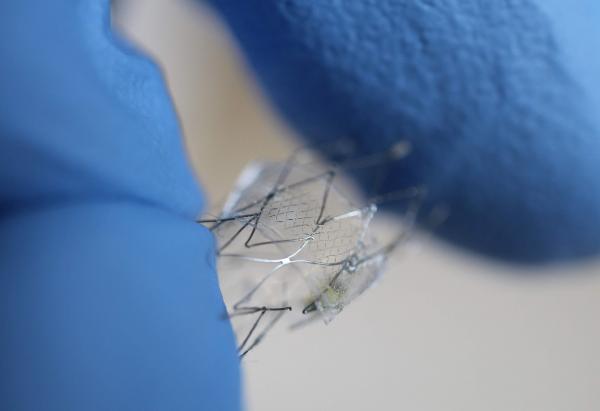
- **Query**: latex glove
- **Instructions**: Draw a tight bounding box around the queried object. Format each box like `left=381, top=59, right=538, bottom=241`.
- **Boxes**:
left=0, top=1, right=240, bottom=410
left=207, top=0, right=600, bottom=263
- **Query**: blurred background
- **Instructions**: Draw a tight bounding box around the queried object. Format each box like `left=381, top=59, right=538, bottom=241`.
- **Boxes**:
left=115, top=1, right=600, bottom=409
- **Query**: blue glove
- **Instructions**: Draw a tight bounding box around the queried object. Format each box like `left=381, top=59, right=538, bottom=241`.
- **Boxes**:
left=2, top=0, right=599, bottom=409
left=0, top=1, right=239, bottom=410
left=207, top=0, right=600, bottom=263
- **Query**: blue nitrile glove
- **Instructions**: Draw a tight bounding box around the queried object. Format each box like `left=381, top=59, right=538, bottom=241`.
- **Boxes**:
left=2, top=0, right=599, bottom=409
left=207, top=0, right=600, bottom=263
left=0, top=1, right=240, bottom=410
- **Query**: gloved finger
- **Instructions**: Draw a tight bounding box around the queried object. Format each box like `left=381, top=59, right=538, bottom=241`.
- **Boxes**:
left=0, top=202, right=240, bottom=410
left=0, top=1, right=240, bottom=409
left=1, top=0, right=199, bottom=215
left=206, top=0, right=600, bottom=263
